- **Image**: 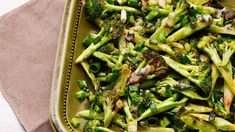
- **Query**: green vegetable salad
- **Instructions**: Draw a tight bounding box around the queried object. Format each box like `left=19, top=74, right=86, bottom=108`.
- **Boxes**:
left=72, top=0, right=235, bottom=131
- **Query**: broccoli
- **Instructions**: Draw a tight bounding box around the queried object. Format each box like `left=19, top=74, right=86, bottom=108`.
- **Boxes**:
left=178, top=110, right=217, bottom=131
left=83, top=120, right=101, bottom=132
left=127, top=51, right=168, bottom=85
left=147, top=0, right=189, bottom=43
left=103, top=98, right=124, bottom=127
left=75, top=18, right=124, bottom=63
left=161, top=55, right=212, bottom=95
left=223, top=61, right=234, bottom=113
left=101, top=64, right=130, bottom=127
left=154, top=77, right=211, bottom=100
left=206, top=24, right=235, bottom=36
left=220, top=40, right=235, bottom=66
left=123, top=100, right=138, bottom=132
left=138, top=93, right=188, bottom=121
left=166, top=16, right=212, bottom=42
left=197, top=35, right=235, bottom=95
left=191, top=113, right=235, bottom=131
left=85, top=0, right=141, bottom=22
left=84, top=119, right=115, bottom=132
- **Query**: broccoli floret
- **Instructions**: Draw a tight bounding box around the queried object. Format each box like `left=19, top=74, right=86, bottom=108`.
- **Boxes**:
left=83, top=120, right=101, bottom=132
left=162, top=55, right=212, bottom=95
left=75, top=18, right=124, bottom=63
left=154, top=76, right=210, bottom=100
left=197, top=35, right=235, bottom=95
left=220, top=40, right=235, bottom=66
left=127, top=51, right=168, bottom=85
left=103, top=98, right=124, bottom=127
left=85, top=0, right=141, bottom=22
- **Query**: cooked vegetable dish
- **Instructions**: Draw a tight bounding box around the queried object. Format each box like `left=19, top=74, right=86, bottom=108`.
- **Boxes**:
left=72, top=0, right=235, bottom=131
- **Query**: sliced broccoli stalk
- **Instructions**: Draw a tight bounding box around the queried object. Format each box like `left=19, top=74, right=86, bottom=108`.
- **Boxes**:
left=223, top=61, right=234, bottom=113
left=123, top=100, right=138, bottom=132
left=103, top=98, right=123, bottom=127
left=81, top=61, right=99, bottom=90
left=78, top=110, right=127, bottom=129
left=171, top=103, right=212, bottom=113
left=154, top=77, right=210, bottom=100
left=167, top=20, right=210, bottom=42
left=93, top=51, right=117, bottom=68
left=113, top=113, right=127, bottom=129
left=112, top=64, right=131, bottom=96
left=191, top=113, right=235, bottom=131
left=141, top=127, right=175, bottom=132
left=146, top=7, right=171, bottom=20
left=179, top=112, right=217, bottom=131
left=197, top=36, right=235, bottom=95
left=145, top=90, right=162, bottom=104
left=148, top=1, right=189, bottom=42
left=206, top=24, right=235, bottom=36
left=95, top=127, right=115, bottom=132
left=103, top=97, right=115, bottom=127
left=188, top=2, right=216, bottom=15
left=138, top=93, right=188, bottom=121
left=76, top=19, right=124, bottom=63
left=78, top=110, right=104, bottom=120
left=162, top=56, right=212, bottom=94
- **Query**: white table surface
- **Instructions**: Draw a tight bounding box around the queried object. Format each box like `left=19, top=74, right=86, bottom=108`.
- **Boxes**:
left=0, top=0, right=31, bottom=131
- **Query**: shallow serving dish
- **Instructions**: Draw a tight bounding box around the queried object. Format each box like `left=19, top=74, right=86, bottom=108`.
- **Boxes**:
left=49, top=0, right=97, bottom=131
left=49, top=0, right=235, bottom=131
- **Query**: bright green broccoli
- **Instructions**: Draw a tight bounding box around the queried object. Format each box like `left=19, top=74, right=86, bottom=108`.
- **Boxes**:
left=85, top=0, right=141, bottom=22
left=197, top=35, right=235, bottom=95
left=75, top=18, right=124, bottom=63
left=161, top=55, right=212, bottom=95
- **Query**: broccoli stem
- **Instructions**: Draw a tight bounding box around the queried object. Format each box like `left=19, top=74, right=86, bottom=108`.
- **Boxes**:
left=206, top=24, right=235, bottom=36
left=78, top=110, right=127, bottom=129
left=146, top=8, right=171, bottom=20
left=78, top=110, right=104, bottom=120
left=113, top=114, right=127, bottom=129
left=144, top=42, right=175, bottom=55
left=141, top=127, right=175, bottom=132
left=113, top=64, right=131, bottom=96
left=117, top=35, right=126, bottom=64
left=103, top=98, right=116, bottom=127
left=223, top=61, right=233, bottom=113
left=138, top=94, right=188, bottom=121
left=103, top=0, right=141, bottom=14
left=134, top=59, right=147, bottom=73
left=191, top=113, right=235, bottom=131
left=180, top=113, right=217, bottom=132
left=171, top=103, right=212, bottom=113
left=124, top=100, right=138, bottom=132
left=81, top=61, right=99, bottom=90
left=93, top=51, right=116, bottom=68
left=75, top=35, right=111, bottom=63
left=167, top=21, right=210, bottom=42
left=95, top=127, right=115, bottom=132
